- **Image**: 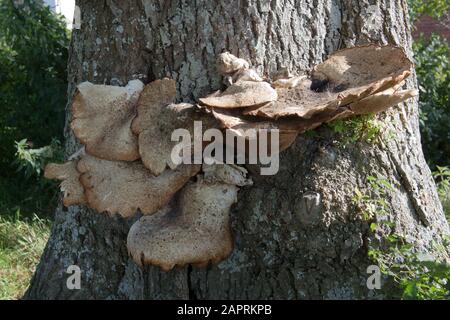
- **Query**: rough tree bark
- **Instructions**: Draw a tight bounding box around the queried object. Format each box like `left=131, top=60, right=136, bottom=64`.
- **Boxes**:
left=25, top=0, right=449, bottom=299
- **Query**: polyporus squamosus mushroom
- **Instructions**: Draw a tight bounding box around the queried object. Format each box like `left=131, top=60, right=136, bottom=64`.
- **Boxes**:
left=45, top=45, right=419, bottom=271
left=44, top=162, right=86, bottom=206
left=77, top=154, right=200, bottom=218
left=205, top=45, right=417, bottom=151
left=71, top=79, right=144, bottom=161
left=132, top=78, right=217, bottom=176
left=127, top=164, right=252, bottom=270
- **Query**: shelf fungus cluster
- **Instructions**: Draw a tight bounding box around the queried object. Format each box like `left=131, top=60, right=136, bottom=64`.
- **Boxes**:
left=45, top=44, right=417, bottom=270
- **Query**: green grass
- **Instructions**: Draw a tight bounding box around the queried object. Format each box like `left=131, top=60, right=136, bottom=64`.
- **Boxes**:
left=0, top=213, right=50, bottom=299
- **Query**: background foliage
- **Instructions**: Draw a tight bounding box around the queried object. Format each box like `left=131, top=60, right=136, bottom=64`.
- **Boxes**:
left=0, top=0, right=68, bottom=217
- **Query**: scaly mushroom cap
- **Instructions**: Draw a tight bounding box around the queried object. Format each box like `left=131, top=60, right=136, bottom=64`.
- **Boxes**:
left=208, top=45, right=416, bottom=152
left=131, top=78, right=176, bottom=175
left=77, top=154, right=200, bottom=218
left=71, top=80, right=144, bottom=161
left=312, top=44, right=412, bottom=97
left=44, top=162, right=86, bottom=206
left=127, top=164, right=252, bottom=270
left=132, top=78, right=218, bottom=176
left=198, top=80, right=277, bottom=108
left=245, top=45, right=413, bottom=120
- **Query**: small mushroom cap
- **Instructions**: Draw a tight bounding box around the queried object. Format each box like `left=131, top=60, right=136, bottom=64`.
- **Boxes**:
left=71, top=80, right=144, bottom=161
left=217, top=52, right=250, bottom=75
left=44, top=161, right=86, bottom=206
left=199, top=81, right=277, bottom=108
left=231, top=68, right=263, bottom=83
left=127, top=178, right=238, bottom=270
left=77, top=154, right=200, bottom=218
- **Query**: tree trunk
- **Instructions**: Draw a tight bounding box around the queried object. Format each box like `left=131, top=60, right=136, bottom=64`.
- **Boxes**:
left=25, top=0, right=449, bottom=299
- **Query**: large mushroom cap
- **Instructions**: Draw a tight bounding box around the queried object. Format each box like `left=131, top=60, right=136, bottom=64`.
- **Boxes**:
left=44, top=161, right=86, bottom=206
left=312, top=44, right=412, bottom=99
left=245, top=45, right=413, bottom=120
left=71, top=80, right=144, bottom=161
left=127, top=179, right=238, bottom=270
left=77, top=154, right=200, bottom=218
left=127, top=164, right=251, bottom=270
left=132, top=78, right=218, bottom=176
left=206, top=44, right=415, bottom=154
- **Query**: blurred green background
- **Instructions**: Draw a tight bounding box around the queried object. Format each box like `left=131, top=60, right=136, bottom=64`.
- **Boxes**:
left=0, top=0, right=448, bottom=299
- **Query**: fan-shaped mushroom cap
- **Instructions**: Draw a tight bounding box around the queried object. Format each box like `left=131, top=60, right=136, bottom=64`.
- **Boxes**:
left=44, top=162, right=86, bottom=206
left=131, top=78, right=177, bottom=175
left=217, top=52, right=250, bottom=75
left=132, top=78, right=217, bottom=176
left=349, top=88, right=418, bottom=115
left=127, top=174, right=240, bottom=270
left=71, top=80, right=144, bottom=161
left=77, top=154, right=200, bottom=218
left=244, top=45, right=413, bottom=120
left=198, top=81, right=277, bottom=108
left=312, top=45, right=412, bottom=94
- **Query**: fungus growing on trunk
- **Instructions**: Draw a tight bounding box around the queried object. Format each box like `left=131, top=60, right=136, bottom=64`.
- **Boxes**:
left=77, top=154, right=200, bottom=218
left=199, top=80, right=277, bottom=108
left=132, top=78, right=217, bottom=176
left=44, top=162, right=86, bottom=206
left=45, top=44, right=419, bottom=271
left=127, top=164, right=252, bottom=270
left=71, top=80, right=144, bottom=161
left=204, top=45, right=416, bottom=151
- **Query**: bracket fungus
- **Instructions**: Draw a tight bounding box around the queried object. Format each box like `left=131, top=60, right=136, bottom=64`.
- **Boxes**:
left=132, top=78, right=217, bottom=176
left=45, top=44, right=418, bottom=271
left=203, top=45, right=416, bottom=151
left=44, top=161, right=86, bottom=206
left=77, top=155, right=200, bottom=218
left=71, top=80, right=144, bottom=161
left=127, top=164, right=252, bottom=270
